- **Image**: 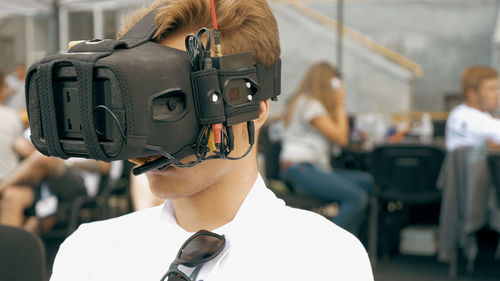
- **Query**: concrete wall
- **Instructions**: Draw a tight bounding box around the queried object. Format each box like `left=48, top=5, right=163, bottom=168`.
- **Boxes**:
left=271, top=3, right=413, bottom=116
left=0, top=16, right=51, bottom=72
left=0, top=17, right=26, bottom=72
left=307, top=0, right=499, bottom=111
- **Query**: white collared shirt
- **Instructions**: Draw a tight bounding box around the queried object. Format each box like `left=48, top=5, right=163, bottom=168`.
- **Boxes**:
left=446, top=104, right=500, bottom=151
left=50, top=174, right=373, bottom=281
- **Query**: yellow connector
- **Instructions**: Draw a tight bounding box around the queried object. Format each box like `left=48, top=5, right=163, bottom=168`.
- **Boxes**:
left=214, top=44, right=222, bottom=57
left=68, top=40, right=86, bottom=50
left=208, top=129, right=216, bottom=152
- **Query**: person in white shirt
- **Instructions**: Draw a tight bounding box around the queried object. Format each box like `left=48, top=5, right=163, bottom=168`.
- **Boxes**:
left=0, top=71, right=33, bottom=182
left=280, top=62, right=373, bottom=236
left=49, top=1, right=373, bottom=280
left=446, top=65, right=500, bottom=151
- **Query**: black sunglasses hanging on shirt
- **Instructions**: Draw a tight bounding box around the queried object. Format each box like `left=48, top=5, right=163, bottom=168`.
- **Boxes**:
left=161, top=230, right=226, bottom=281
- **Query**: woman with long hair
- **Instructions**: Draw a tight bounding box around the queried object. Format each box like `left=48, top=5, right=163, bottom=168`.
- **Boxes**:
left=280, top=62, right=373, bottom=236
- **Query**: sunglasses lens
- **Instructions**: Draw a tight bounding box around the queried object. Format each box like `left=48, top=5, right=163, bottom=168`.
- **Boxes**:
left=167, top=273, right=189, bottom=281
left=180, top=235, right=224, bottom=261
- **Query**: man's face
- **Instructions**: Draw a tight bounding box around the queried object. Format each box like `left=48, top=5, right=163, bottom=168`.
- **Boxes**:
left=476, top=78, right=499, bottom=112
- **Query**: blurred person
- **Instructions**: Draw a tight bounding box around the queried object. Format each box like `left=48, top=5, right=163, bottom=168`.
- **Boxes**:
left=48, top=1, right=373, bottom=280
left=446, top=65, right=500, bottom=151
left=0, top=151, right=110, bottom=234
left=0, top=71, right=34, bottom=181
left=280, top=62, right=373, bottom=236
left=5, top=63, right=27, bottom=110
left=439, top=65, right=500, bottom=265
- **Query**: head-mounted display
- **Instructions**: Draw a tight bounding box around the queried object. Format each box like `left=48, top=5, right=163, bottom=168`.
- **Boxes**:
left=25, top=9, right=280, bottom=175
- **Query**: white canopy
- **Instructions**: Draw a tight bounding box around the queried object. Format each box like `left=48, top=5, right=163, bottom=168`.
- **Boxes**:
left=0, top=0, right=150, bottom=18
left=0, top=0, right=52, bottom=17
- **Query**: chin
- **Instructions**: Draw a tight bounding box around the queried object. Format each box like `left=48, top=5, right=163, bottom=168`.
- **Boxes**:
left=146, top=173, right=190, bottom=199
left=145, top=167, right=209, bottom=199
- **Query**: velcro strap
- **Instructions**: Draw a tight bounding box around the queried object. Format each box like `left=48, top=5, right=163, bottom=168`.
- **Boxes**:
left=120, top=8, right=158, bottom=48
left=255, top=59, right=281, bottom=101
left=72, top=60, right=109, bottom=161
left=37, top=62, right=69, bottom=159
left=191, top=69, right=225, bottom=124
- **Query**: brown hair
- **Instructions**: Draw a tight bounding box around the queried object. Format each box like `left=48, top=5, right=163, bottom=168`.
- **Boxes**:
left=118, top=0, right=280, bottom=67
left=283, top=62, right=340, bottom=127
left=0, top=71, right=5, bottom=90
left=461, top=65, right=498, bottom=95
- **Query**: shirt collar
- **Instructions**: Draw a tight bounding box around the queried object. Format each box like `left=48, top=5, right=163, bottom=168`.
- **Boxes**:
left=157, top=173, right=282, bottom=280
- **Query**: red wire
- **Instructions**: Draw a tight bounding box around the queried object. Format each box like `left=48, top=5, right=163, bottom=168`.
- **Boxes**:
left=210, top=0, right=218, bottom=30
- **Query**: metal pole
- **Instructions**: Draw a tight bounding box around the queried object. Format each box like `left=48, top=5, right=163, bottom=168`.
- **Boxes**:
left=58, top=4, right=69, bottom=52
left=93, top=5, right=104, bottom=39
left=337, top=0, right=344, bottom=74
left=52, top=0, right=60, bottom=53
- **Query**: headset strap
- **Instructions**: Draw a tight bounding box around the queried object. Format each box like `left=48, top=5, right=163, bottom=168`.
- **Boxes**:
left=34, top=53, right=112, bottom=161
left=37, top=62, right=68, bottom=159
left=255, top=59, right=281, bottom=102
left=119, top=8, right=158, bottom=48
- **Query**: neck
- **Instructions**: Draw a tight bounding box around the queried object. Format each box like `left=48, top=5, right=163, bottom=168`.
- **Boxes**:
left=172, top=153, right=259, bottom=232
left=465, top=101, right=485, bottom=112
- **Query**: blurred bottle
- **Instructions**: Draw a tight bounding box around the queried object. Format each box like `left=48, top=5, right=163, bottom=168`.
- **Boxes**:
left=373, top=113, right=387, bottom=144
left=419, top=113, right=434, bottom=144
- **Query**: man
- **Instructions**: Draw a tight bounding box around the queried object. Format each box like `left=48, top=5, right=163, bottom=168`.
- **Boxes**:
left=50, top=1, right=373, bottom=280
left=446, top=65, right=500, bottom=151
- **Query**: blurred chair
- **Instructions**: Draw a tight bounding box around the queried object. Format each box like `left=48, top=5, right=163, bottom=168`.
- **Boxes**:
left=258, top=122, right=329, bottom=210
left=0, top=225, right=46, bottom=281
left=43, top=161, right=132, bottom=238
left=67, top=161, right=132, bottom=234
left=368, top=144, right=445, bottom=267
left=433, top=119, right=446, bottom=138
left=488, top=152, right=500, bottom=207
left=438, top=147, right=500, bottom=278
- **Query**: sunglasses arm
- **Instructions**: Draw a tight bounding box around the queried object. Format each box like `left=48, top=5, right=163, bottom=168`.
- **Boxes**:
left=160, top=262, right=204, bottom=281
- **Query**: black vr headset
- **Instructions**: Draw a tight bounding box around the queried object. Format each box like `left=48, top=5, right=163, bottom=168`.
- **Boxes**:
left=25, top=9, right=281, bottom=175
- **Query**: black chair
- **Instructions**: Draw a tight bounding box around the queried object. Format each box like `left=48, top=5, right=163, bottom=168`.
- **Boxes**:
left=42, top=161, right=132, bottom=239
left=258, top=123, right=329, bottom=210
left=0, top=225, right=46, bottom=281
left=488, top=153, right=500, bottom=207
left=368, top=144, right=445, bottom=267
left=439, top=147, right=496, bottom=278
left=66, top=161, right=133, bottom=234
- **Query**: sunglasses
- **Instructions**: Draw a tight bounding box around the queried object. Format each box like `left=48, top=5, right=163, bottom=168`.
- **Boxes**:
left=160, top=230, right=226, bottom=281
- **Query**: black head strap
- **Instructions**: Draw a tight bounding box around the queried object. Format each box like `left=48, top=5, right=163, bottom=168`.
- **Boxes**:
left=119, top=9, right=159, bottom=48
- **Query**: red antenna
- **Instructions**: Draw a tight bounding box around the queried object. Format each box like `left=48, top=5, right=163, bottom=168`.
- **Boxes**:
left=210, top=0, right=218, bottom=30
left=209, top=0, right=222, bottom=57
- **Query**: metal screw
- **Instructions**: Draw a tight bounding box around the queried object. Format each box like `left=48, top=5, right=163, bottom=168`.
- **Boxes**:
left=211, top=93, right=219, bottom=103
left=247, top=95, right=253, bottom=101
left=246, top=82, right=251, bottom=88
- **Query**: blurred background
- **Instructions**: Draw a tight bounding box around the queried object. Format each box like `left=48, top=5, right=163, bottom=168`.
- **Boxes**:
left=1, top=0, right=500, bottom=280
left=1, top=0, right=499, bottom=114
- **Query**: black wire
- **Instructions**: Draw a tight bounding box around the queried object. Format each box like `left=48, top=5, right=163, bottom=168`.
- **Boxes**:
left=227, top=121, right=255, bottom=160
left=93, top=105, right=126, bottom=142
left=134, top=27, right=259, bottom=172
left=185, top=27, right=212, bottom=71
